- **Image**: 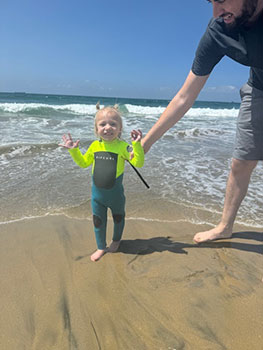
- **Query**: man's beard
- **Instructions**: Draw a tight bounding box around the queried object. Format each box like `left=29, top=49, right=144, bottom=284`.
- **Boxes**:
left=226, top=0, right=258, bottom=30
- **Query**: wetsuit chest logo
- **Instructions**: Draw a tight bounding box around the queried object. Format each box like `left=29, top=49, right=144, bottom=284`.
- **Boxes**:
left=93, top=151, right=118, bottom=189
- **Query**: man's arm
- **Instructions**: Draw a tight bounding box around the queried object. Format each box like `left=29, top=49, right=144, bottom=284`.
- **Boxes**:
left=142, top=70, right=209, bottom=153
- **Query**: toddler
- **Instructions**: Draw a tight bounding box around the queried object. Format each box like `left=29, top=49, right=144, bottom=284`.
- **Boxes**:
left=60, top=104, right=144, bottom=261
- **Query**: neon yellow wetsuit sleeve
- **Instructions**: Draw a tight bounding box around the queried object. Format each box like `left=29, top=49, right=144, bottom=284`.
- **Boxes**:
left=68, top=142, right=95, bottom=168
left=124, top=141, right=144, bottom=168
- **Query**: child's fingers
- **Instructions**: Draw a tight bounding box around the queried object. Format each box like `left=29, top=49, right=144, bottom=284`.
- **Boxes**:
left=131, top=129, right=142, bottom=142
left=136, top=129, right=142, bottom=140
left=62, top=134, right=67, bottom=142
left=131, top=129, right=139, bottom=140
left=58, top=143, right=70, bottom=148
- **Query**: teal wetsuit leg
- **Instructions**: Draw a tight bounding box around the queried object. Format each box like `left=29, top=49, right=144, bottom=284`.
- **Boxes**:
left=108, top=175, right=125, bottom=242
left=109, top=196, right=125, bottom=242
left=91, top=175, right=125, bottom=249
left=112, top=214, right=125, bottom=242
left=92, top=198, right=107, bottom=250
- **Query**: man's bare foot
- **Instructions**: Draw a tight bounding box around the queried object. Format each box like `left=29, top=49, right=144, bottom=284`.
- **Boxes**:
left=107, top=240, right=121, bottom=253
left=193, top=225, right=232, bottom=244
left=90, top=249, right=106, bottom=262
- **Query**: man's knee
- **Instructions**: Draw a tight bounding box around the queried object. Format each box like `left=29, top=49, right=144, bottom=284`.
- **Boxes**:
left=231, top=158, right=257, bottom=175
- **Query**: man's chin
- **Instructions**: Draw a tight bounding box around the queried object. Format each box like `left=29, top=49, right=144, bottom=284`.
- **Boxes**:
left=224, top=15, right=250, bottom=31
left=226, top=1, right=258, bottom=30
left=224, top=20, right=239, bottom=32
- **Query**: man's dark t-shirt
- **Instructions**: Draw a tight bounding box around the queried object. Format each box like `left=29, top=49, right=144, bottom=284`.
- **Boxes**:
left=192, top=15, right=263, bottom=91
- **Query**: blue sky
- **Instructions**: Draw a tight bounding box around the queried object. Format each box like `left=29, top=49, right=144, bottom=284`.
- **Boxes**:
left=1, top=0, right=249, bottom=102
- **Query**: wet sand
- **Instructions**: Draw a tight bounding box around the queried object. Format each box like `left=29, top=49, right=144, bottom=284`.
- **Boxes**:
left=0, top=206, right=262, bottom=349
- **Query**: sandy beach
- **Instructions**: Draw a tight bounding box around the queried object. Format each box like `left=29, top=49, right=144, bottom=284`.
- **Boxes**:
left=0, top=201, right=262, bottom=350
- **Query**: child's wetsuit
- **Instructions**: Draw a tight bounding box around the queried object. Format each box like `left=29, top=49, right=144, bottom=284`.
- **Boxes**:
left=69, top=138, right=144, bottom=249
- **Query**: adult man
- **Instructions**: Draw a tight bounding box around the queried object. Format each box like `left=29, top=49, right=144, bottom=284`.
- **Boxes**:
left=142, top=0, right=263, bottom=243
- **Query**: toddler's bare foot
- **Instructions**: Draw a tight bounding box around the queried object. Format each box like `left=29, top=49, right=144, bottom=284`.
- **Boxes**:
left=107, top=240, right=121, bottom=253
left=90, top=249, right=105, bottom=262
left=193, top=225, right=232, bottom=244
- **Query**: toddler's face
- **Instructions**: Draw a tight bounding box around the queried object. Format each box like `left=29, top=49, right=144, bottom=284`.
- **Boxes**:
left=96, top=111, right=122, bottom=141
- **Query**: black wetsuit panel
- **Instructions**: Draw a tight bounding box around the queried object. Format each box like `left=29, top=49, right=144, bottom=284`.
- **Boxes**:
left=93, top=152, right=118, bottom=189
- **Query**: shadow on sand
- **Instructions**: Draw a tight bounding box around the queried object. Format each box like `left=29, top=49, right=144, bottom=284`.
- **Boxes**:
left=119, top=236, right=190, bottom=255
left=118, top=231, right=263, bottom=256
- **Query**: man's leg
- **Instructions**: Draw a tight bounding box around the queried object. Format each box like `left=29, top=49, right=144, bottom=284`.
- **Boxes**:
left=194, top=158, right=258, bottom=243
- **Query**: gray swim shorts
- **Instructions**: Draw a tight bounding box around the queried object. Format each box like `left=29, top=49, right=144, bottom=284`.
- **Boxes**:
left=233, top=83, right=263, bottom=160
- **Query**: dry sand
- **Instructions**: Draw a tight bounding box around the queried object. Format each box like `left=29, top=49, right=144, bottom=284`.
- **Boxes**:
left=0, top=209, right=262, bottom=349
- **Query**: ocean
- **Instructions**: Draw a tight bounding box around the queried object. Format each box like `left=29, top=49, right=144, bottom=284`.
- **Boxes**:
left=0, top=92, right=262, bottom=227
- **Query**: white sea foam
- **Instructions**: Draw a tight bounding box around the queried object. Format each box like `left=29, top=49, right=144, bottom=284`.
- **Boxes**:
left=0, top=103, right=101, bottom=115
left=125, top=104, right=239, bottom=118
left=174, top=127, right=225, bottom=138
left=0, top=102, right=239, bottom=119
left=186, top=107, right=239, bottom=118
left=125, top=104, right=165, bottom=115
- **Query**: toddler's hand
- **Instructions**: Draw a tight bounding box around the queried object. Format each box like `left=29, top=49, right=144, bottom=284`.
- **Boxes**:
left=59, top=133, right=80, bottom=149
left=131, top=129, right=142, bottom=142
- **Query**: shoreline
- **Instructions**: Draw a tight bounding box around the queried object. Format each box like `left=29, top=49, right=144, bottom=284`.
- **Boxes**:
left=1, top=192, right=262, bottom=230
left=0, top=213, right=262, bottom=349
